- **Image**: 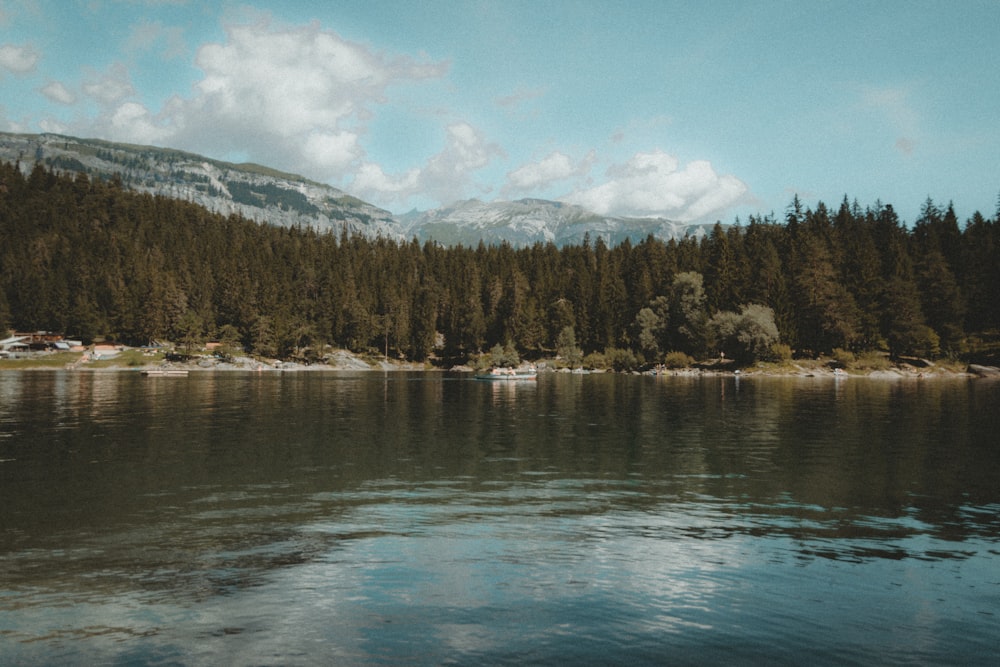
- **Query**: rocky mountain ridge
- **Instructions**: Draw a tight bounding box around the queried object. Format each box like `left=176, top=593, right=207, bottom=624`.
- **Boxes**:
left=398, top=197, right=714, bottom=247
left=0, top=132, right=402, bottom=240
left=0, top=132, right=714, bottom=246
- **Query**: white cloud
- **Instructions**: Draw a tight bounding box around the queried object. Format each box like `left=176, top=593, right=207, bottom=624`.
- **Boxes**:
left=0, top=43, right=40, bottom=73
left=54, top=16, right=451, bottom=188
left=562, top=150, right=747, bottom=222
left=40, top=81, right=75, bottom=105
left=417, top=122, right=502, bottom=201
left=166, top=19, right=448, bottom=178
left=82, top=64, right=136, bottom=105
left=37, top=118, right=67, bottom=133
left=302, top=130, right=362, bottom=171
left=503, top=150, right=594, bottom=195
left=108, top=101, right=170, bottom=144
left=352, top=162, right=422, bottom=195
left=351, top=121, right=502, bottom=207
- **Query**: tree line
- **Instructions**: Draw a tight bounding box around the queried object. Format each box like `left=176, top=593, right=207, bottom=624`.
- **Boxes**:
left=1, top=162, right=998, bottom=366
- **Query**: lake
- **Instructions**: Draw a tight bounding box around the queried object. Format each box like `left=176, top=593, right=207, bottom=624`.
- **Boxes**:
left=1, top=370, right=998, bottom=665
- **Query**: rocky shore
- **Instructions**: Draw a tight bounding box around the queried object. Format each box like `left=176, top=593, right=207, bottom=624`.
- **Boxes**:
left=2, top=348, right=996, bottom=379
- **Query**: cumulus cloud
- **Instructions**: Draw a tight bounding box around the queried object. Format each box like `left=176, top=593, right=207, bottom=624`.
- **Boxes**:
left=418, top=122, right=502, bottom=200
left=562, top=150, right=747, bottom=222
left=352, top=162, right=422, bottom=196
left=302, top=130, right=362, bottom=171
left=37, top=118, right=67, bottom=133
left=82, top=63, right=136, bottom=105
left=502, top=151, right=594, bottom=196
left=75, top=63, right=176, bottom=144
left=108, top=101, right=171, bottom=144
left=41, top=81, right=76, bottom=105
left=351, top=121, right=502, bottom=207
left=54, top=16, right=451, bottom=188
left=0, top=43, right=40, bottom=73
left=160, top=19, right=448, bottom=178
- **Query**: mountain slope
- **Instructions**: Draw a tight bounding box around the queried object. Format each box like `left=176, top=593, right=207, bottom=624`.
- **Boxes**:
left=0, top=132, right=403, bottom=240
left=0, top=132, right=715, bottom=247
left=398, top=198, right=715, bottom=247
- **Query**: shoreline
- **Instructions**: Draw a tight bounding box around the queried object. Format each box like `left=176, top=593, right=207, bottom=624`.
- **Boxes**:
left=1, top=359, right=992, bottom=380
left=2, top=347, right=996, bottom=379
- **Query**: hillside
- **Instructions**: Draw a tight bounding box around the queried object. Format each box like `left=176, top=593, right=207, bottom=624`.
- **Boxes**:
left=1, top=159, right=997, bottom=366
left=0, top=132, right=403, bottom=240
left=0, top=132, right=715, bottom=247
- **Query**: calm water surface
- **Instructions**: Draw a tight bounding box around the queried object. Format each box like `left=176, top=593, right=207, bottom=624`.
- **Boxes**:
left=1, top=371, right=998, bottom=665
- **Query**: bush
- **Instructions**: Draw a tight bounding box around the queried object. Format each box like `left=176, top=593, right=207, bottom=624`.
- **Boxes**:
left=854, top=351, right=891, bottom=370
left=605, top=347, right=640, bottom=372
left=831, top=347, right=855, bottom=367
left=769, top=343, right=793, bottom=362
left=709, top=303, right=780, bottom=364
left=663, top=351, right=694, bottom=369
left=912, top=325, right=941, bottom=358
left=486, top=341, right=520, bottom=368
left=582, top=351, right=606, bottom=370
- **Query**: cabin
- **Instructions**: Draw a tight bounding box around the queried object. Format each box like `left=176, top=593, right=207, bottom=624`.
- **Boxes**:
left=0, top=336, right=28, bottom=357
left=1, top=332, right=87, bottom=357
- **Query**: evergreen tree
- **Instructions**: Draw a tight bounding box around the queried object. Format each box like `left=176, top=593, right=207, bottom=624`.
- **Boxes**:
left=881, top=277, right=935, bottom=358
left=703, top=222, right=742, bottom=312
left=556, top=325, right=583, bottom=368
left=3, top=161, right=999, bottom=366
left=790, top=229, right=859, bottom=354
left=916, top=248, right=965, bottom=354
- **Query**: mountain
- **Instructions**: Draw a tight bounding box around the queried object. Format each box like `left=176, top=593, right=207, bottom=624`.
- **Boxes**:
left=0, top=132, right=403, bottom=240
left=398, top=198, right=715, bottom=247
left=0, top=132, right=714, bottom=247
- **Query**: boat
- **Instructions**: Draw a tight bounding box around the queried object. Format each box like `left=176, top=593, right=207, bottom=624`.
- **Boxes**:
left=474, top=366, right=537, bottom=381
left=142, top=369, right=189, bottom=377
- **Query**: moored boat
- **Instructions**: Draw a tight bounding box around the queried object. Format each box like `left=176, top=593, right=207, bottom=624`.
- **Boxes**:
left=142, top=369, right=189, bottom=377
left=474, top=366, right=537, bottom=381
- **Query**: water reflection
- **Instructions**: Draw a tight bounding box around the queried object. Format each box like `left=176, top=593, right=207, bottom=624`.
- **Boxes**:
left=1, top=372, right=999, bottom=664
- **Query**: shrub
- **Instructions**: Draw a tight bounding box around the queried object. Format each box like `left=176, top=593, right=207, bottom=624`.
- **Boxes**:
left=663, top=351, right=694, bottom=369
left=854, top=351, right=891, bottom=370
left=709, top=303, right=780, bottom=364
left=912, top=325, right=941, bottom=358
left=769, top=343, right=793, bottom=362
left=605, top=347, right=640, bottom=372
left=831, top=347, right=855, bottom=367
left=582, top=351, right=606, bottom=370
left=486, top=341, right=520, bottom=368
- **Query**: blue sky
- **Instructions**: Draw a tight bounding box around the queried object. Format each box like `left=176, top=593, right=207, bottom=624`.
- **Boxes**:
left=1, top=0, right=998, bottom=224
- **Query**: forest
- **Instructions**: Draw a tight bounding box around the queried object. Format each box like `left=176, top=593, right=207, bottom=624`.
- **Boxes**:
left=1, top=161, right=998, bottom=368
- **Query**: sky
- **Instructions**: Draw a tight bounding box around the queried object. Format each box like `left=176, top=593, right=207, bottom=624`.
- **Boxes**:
left=1, top=0, right=999, bottom=225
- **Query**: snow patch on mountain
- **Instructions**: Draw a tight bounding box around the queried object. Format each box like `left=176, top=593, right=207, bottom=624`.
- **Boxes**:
left=400, top=198, right=714, bottom=247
